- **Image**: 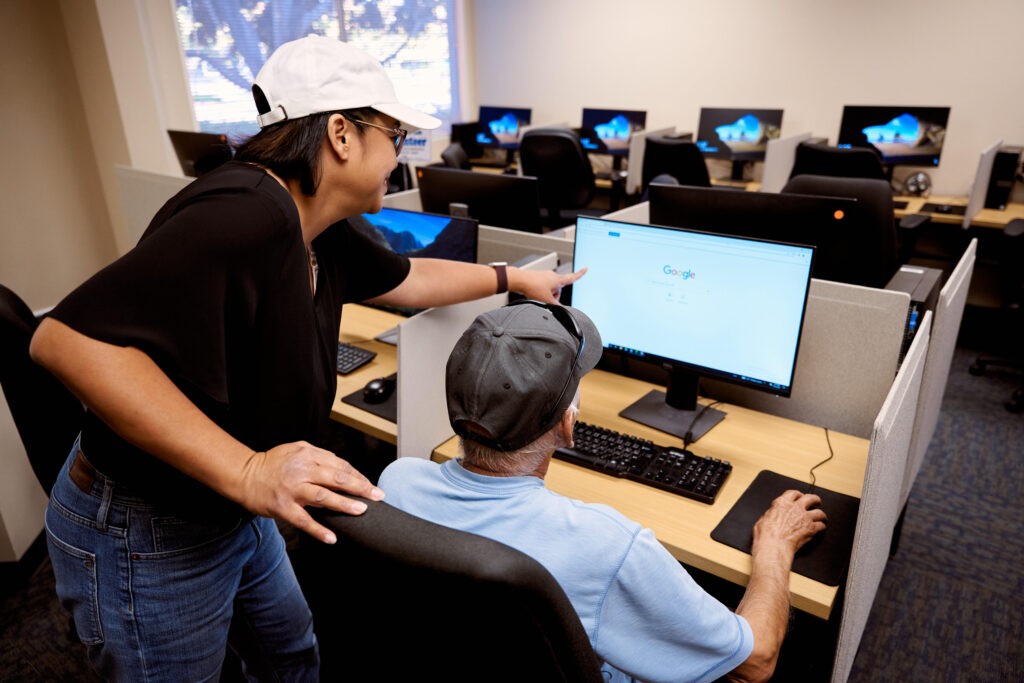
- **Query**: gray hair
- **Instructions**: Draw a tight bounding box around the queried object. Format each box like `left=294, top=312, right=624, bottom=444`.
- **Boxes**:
left=459, top=389, right=580, bottom=476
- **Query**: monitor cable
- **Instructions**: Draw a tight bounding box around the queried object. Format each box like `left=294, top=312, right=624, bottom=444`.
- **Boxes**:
left=682, top=400, right=722, bottom=450
left=806, top=427, right=835, bottom=495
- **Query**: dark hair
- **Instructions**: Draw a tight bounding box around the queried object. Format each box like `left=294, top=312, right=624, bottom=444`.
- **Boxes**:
left=233, top=106, right=378, bottom=196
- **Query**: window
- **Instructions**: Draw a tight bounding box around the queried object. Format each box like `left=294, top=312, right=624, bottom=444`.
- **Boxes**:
left=173, top=0, right=460, bottom=137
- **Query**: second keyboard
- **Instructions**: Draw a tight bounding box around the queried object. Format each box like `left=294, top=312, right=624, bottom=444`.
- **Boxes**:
left=554, top=421, right=732, bottom=504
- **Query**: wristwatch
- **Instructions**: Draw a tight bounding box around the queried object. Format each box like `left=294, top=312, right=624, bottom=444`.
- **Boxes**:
left=488, top=261, right=508, bottom=294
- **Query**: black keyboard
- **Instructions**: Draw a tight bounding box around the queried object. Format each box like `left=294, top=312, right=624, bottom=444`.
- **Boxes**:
left=555, top=421, right=732, bottom=504
left=336, top=342, right=377, bottom=375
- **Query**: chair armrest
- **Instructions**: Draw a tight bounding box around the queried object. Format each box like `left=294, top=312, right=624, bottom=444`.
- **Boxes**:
left=899, top=213, right=930, bottom=230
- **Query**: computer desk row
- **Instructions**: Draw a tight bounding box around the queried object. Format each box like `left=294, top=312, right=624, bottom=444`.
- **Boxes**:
left=460, top=162, right=1024, bottom=230
left=331, top=303, right=869, bottom=620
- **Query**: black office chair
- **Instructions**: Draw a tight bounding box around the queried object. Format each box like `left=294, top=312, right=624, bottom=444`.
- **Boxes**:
left=0, top=285, right=84, bottom=495
left=387, top=163, right=412, bottom=193
left=441, top=141, right=471, bottom=170
left=969, top=218, right=1024, bottom=412
left=789, top=141, right=887, bottom=181
left=301, top=500, right=604, bottom=682
left=641, top=136, right=711, bottom=196
left=519, top=128, right=601, bottom=228
left=782, top=175, right=902, bottom=288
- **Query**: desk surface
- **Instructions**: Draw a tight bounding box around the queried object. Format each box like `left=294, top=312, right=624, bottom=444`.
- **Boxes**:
left=332, top=304, right=869, bottom=620
left=893, top=194, right=1024, bottom=228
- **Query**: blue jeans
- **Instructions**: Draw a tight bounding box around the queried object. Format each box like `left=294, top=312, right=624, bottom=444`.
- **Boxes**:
left=45, top=438, right=319, bottom=681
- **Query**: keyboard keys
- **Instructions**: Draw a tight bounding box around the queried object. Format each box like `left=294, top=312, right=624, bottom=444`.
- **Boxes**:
left=554, top=421, right=732, bottom=504
left=337, top=342, right=377, bottom=375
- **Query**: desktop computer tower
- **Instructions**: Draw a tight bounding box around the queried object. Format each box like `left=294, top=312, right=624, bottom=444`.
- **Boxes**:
left=984, top=145, right=1021, bottom=210
left=886, top=265, right=942, bottom=368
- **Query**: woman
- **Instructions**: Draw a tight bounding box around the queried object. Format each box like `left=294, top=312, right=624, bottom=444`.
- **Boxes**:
left=32, top=36, right=582, bottom=681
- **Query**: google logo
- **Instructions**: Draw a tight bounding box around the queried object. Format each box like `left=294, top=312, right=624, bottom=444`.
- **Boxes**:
left=663, top=265, right=696, bottom=279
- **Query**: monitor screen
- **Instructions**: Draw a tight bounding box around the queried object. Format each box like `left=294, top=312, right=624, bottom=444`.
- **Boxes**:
left=476, top=106, right=532, bottom=149
left=347, top=207, right=478, bottom=317
left=695, top=108, right=784, bottom=161
left=167, top=130, right=233, bottom=177
left=571, top=216, right=814, bottom=400
left=416, top=166, right=543, bottom=233
left=579, top=108, right=647, bottom=156
left=837, top=106, right=951, bottom=166
left=647, top=184, right=877, bottom=287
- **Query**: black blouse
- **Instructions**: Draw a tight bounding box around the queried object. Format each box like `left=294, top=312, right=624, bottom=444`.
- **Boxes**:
left=50, top=162, right=410, bottom=514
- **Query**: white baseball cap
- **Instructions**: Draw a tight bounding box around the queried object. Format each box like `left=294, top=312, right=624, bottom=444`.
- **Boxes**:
left=252, top=35, right=442, bottom=132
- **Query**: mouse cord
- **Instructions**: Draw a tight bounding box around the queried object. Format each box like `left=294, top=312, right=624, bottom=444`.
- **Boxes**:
left=806, top=427, right=835, bottom=494
left=683, top=400, right=722, bottom=450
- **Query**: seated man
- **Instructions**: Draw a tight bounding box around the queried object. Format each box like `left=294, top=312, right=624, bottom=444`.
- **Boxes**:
left=379, top=301, right=826, bottom=683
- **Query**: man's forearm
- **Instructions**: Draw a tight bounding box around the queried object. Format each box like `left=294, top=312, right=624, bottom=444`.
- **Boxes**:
left=729, top=542, right=794, bottom=682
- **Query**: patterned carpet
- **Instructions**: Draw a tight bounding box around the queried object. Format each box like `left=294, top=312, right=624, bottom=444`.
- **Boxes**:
left=1, top=348, right=1021, bottom=682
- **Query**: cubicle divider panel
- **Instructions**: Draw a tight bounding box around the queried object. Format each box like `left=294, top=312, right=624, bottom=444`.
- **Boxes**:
left=601, top=201, right=650, bottom=226
left=475, top=226, right=575, bottom=267
left=760, top=132, right=812, bottom=194
left=626, top=127, right=676, bottom=196
left=831, top=310, right=931, bottom=683
left=380, top=188, right=423, bottom=212
left=900, top=239, right=976, bottom=507
left=395, top=253, right=560, bottom=460
left=114, top=165, right=191, bottom=249
left=703, top=280, right=910, bottom=439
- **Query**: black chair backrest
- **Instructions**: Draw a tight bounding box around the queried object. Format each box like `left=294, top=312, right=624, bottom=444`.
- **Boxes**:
left=304, top=501, right=603, bottom=682
left=783, top=175, right=899, bottom=288
left=519, top=128, right=596, bottom=217
left=641, top=136, right=711, bottom=193
left=441, top=141, right=471, bottom=170
left=0, top=285, right=84, bottom=495
left=789, top=141, right=887, bottom=181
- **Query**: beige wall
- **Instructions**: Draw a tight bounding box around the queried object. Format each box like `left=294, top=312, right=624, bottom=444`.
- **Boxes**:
left=0, top=0, right=118, bottom=561
left=469, top=0, right=1024, bottom=196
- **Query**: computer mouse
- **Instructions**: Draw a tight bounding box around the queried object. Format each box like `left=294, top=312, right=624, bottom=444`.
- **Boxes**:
left=935, top=204, right=953, bottom=214
left=362, top=375, right=396, bottom=404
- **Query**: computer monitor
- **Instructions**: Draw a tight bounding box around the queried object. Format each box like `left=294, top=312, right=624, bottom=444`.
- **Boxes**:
left=167, top=130, right=233, bottom=177
left=837, top=106, right=951, bottom=167
left=695, top=108, right=783, bottom=160
left=571, top=216, right=814, bottom=441
left=579, top=108, right=647, bottom=156
left=476, top=106, right=532, bottom=150
left=416, top=166, right=543, bottom=233
left=648, top=184, right=869, bottom=286
left=347, top=207, right=478, bottom=317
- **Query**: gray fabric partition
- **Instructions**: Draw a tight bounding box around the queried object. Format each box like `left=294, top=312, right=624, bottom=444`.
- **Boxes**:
left=830, top=310, right=931, bottom=683
left=899, top=240, right=976, bottom=507
left=704, top=279, right=909, bottom=438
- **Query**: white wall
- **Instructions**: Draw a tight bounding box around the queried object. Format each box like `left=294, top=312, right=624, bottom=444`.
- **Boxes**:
left=468, top=0, right=1024, bottom=196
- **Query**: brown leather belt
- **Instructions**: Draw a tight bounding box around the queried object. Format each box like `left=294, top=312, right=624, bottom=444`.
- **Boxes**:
left=69, top=450, right=96, bottom=494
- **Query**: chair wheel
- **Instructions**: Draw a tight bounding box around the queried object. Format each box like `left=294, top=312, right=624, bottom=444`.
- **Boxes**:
left=969, top=360, right=986, bottom=376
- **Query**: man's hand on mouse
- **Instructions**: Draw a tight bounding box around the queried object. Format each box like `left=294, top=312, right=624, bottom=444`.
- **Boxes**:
left=752, top=490, right=828, bottom=555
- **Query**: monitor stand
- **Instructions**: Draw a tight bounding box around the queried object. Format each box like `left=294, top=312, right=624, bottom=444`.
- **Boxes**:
left=618, top=366, right=726, bottom=443
left=730, top=159, right=748, bottom=182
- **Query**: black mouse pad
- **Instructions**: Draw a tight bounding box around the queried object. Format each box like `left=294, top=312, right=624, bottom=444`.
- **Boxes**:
left=710, top=470, right=860, bottom=586
left=341, top=378, right=397, bottom=423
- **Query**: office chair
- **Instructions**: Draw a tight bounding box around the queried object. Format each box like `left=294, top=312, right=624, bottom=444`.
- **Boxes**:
left=441, top=141, right=471, bottom=170
left=301, top=499, right=604, bottom=682
left=782, top=175, right=901, bottom=288
left=641, top=136, right=711, bottom=196
left=789, top=141, right=887, bottom=181
left=969, top=218, right=1024, bottom=412
left=0, top=285, right=84, bottom=495
left=519, top=128, right=601, bottom=228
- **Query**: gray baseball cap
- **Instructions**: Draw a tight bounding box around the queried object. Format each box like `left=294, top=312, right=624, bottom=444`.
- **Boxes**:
left=446, top=301, right=603, bottom=451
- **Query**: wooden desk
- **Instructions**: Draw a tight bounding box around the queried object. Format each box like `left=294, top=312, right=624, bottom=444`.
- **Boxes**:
left=333, top=305, right=869, bottom=619
left=894, top=194, right=1024, bottom=229
left=330, top=305, right=405, bottom=444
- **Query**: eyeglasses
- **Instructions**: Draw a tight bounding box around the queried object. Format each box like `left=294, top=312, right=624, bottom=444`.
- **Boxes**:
left=506, top=299, right=585, bottom=427
left=345, top=117, right=408, bottom=156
